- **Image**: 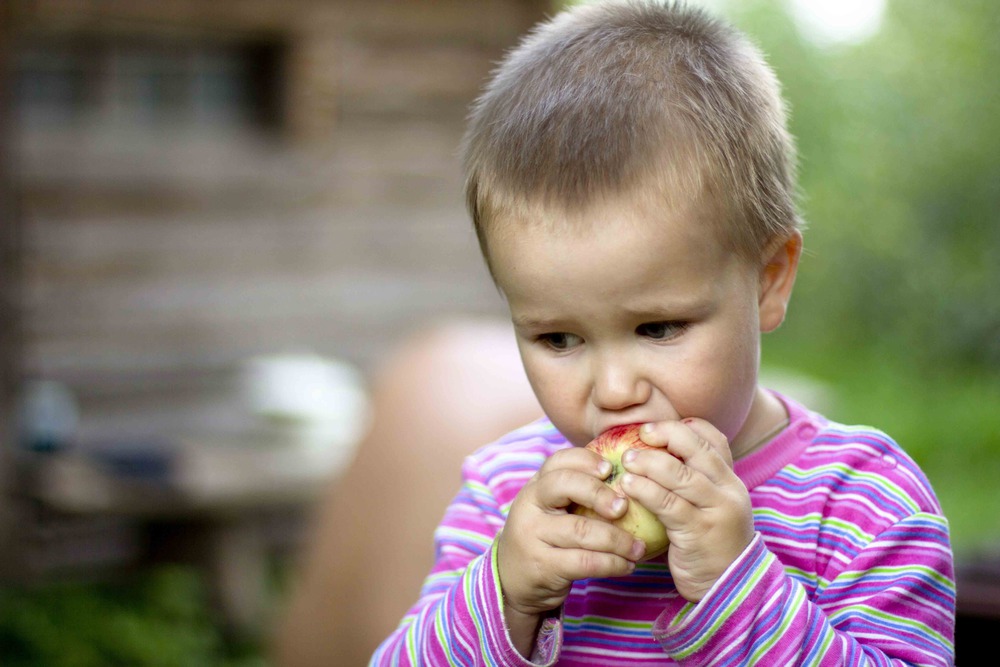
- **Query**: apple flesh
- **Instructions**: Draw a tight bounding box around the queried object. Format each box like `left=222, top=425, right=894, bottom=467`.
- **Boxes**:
left=572, top=423, right=669, bottom=560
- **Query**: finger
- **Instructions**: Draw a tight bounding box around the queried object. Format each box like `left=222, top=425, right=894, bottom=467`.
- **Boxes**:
left=534, top=467, right=629, bottom=518
left=557, top=548, right=638, bottom=581
left=620, top=469, right=696, bottom=528
left=540, top=445, right=614, bottom=480
left=680, top=418, right=734, bottom=467
left=621, top=447, right=715, bottom=509
left=639, top=420, right=731, bottom=483
left=545, top=513, right=645, bottom=563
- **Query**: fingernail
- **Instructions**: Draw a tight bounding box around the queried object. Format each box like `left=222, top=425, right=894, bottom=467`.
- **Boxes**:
left=622, top=449, right=637, bottom=465
left=622, top=472, right=635, bottom=488
left=640, top=423, right=655, bottom=435
left=630, top=540, right=646, bottom=561
left=611, top=497, right=627, bottom=514
left=599, top=460, right=613, bottom=477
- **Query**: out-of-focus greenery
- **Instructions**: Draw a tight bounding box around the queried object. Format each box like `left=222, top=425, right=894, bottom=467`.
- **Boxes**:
left=720, top=0, right=1000, bottom=555
left=0, top=567, right=266, bottom=667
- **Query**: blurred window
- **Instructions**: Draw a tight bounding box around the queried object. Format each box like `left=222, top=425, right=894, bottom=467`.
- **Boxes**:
left=14, top=37, right=284, bottom=132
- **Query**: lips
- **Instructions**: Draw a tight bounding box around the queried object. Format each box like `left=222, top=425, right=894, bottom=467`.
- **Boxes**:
left=592, top=420, right=648, bottom=440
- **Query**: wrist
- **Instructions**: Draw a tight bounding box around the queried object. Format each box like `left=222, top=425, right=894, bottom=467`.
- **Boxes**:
left=503, top=600, right=543, bottom=658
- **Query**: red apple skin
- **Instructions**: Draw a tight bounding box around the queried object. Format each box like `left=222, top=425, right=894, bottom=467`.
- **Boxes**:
left=571, top=424, right=670, bottom=561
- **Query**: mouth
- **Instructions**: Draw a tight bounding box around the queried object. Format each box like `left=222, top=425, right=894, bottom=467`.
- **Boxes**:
left=592, top=420, right=647, bottom=440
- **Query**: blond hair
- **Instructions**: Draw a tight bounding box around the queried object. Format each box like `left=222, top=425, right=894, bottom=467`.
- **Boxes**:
left=462, top=0, right=801, bottom=270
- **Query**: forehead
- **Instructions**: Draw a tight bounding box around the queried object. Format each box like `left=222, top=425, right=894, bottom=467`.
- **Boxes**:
left=478, top=154, right=750, bottom=270
left=486, top=189, right=737, bottom=308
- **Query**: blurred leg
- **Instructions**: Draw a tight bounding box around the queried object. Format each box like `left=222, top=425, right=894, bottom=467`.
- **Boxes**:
left=271, top=319, right=541, bottom=667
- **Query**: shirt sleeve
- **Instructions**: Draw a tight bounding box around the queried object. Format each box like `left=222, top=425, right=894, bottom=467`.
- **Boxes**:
left=653, top=513, right=955, bottom=666
left=369, top=454, right=562, bottom=667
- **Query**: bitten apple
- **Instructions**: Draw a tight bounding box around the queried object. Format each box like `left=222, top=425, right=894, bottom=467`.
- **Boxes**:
left=572, top=424, right=670, bottom=560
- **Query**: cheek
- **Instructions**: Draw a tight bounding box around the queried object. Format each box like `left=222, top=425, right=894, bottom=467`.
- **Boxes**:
left=720, top=341, right=760, bottom=435
left=518, top=351, right=567, bottom=409
left=517, top=352, right=589, bottom=443
left=718, top=333, right=761, bottom=437
left=671, top=330, right=759, bottom=439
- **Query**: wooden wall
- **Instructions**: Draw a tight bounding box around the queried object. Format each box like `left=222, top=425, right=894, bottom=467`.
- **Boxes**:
left=9, top=0, right=549, bottom=442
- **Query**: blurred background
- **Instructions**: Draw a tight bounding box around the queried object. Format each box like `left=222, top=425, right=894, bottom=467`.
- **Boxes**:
left=0, top=0, right=996, bottom=664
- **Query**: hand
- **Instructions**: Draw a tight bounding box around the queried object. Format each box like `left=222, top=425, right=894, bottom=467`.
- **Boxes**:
left=497, top=447, right=646, bottom=653
left=622, top=418, right=754, bottom=603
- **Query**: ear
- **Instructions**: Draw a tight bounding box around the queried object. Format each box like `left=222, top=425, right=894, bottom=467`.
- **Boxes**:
left=758, top=230, right=802, bottom=333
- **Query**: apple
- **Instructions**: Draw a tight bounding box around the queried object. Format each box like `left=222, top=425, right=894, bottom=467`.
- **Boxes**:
left=571, top=423, right=669, bottom=560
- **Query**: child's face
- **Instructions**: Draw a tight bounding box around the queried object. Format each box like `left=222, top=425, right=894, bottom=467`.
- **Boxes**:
left=488, top=191, right=795, bottom=450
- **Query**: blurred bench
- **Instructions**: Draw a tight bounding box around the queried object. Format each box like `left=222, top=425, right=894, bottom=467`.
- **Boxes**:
left=26, top=430, right=358, bottom=637
left=955, top=550, right=1000, bottom=662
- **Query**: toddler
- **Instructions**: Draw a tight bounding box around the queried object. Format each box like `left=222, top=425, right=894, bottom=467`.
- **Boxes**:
left=372, top=1, right=955, bottom=664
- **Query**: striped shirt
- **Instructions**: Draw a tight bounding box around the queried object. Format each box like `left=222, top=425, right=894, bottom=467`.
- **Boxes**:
left=371, top=394, right=955, bottom=666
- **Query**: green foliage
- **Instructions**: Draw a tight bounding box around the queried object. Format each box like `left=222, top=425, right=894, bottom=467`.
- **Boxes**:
left=0, top=567, right=266, bottom=667
left=723, top=0, right=1000, bottom=556
left=730, top=0, right=1000, bottom=370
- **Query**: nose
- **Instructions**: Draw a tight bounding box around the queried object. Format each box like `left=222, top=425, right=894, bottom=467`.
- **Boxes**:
left=591, top=352, right=650, bottom=412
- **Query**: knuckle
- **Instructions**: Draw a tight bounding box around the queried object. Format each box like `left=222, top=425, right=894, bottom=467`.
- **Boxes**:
left=545, top=468, right=574, bottom=490
left=693, top=434, right=713, bottom=453
left=540, top=448, right=572, bottom=472
left=572, top=515, right=594, bottom=543
left=675, top=463, right=696, bottom=486
left=654, top=490, right=680, bottom=515
left=575, top=550, right=605, bottom=578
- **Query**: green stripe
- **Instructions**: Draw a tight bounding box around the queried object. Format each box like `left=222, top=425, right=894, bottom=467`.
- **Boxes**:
left=674, top=558, right=771, bottom=658
left=564, top=615, right=652, bottom=630
left=833, top=564, right=955, bottom=589
left=830, top=604, right=953, bottom=648
left=809, top=627, right=836, bottom=665
left=754, top=508, right=875, bottom=545
left=749, top=583, right=808, bottom=662
left=405, top=611, right=418, bottom=663
left=481, top=537, right=504, bottom=666
left=783, top=564, right=822, bottom=588
left=782, top=464, right=920, bottom=513
left=436, top=527, right=494, bottom=549
left=433, top=611, right=461, bottom=667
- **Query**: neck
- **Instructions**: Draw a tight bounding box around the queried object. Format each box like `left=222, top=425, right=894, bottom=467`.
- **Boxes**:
left=730, top=388, right=789, bottom=460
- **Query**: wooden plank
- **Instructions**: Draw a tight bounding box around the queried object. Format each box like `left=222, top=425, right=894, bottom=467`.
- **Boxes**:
left=15, top=111, right=500, bottom=386
left=336, top=39, right=499, bottom=114
left=11, top=0, right=336, bottom=37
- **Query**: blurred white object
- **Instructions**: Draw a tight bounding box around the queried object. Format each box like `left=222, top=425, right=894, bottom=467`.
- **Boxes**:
left=786, top=0, right=886, bottom=46
left=37, top=353, right=372, bottom=513
left=240, top=352, right=371, bottom=455
left=760, top=367, right=835, bottom=414
left=17, top=380, right=80, bottom=452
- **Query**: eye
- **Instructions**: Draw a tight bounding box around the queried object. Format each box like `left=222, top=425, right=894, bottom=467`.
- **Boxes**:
left=538, top=332, right=583, bottom=351
left=636, top=321, right=687, bottom=341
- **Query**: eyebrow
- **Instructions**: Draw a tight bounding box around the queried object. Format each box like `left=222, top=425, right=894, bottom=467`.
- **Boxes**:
left=511, top=315, right=570, bottom=331
left=511, top=297, right=712, bottom=332
left=619, top=302, right=707, bottom=321
left=619, top=288, right=717, bottom=316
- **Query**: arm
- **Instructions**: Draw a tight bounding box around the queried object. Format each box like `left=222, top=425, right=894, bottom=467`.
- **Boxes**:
left=373, top=433, right=645, bottom=665
left=655, top=513, right=955, bottom=666
left=626, top=418, right=954, bottom=665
